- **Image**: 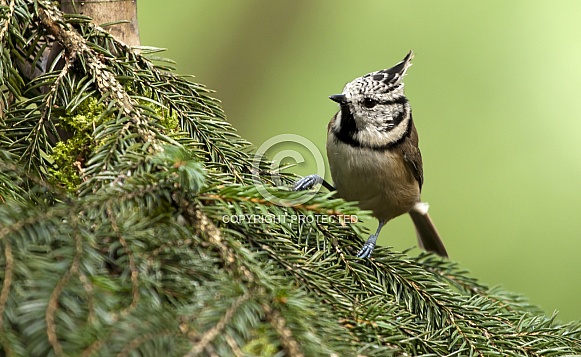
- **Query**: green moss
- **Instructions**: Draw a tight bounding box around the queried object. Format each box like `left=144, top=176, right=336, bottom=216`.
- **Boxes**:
left=50, top=140, right=83, bottom=191
left=48, top=96, right=183, bottom=192
left=48, top=97, right=105, bottom=191
left=242, top=328, right=279, bottom=356
left=154, top=105, right=180, bottom=131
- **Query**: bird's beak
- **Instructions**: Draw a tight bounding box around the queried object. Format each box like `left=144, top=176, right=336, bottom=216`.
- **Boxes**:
left=329, top=94, right=346, bottom=104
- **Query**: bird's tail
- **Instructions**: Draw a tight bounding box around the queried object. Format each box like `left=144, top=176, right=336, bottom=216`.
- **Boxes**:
left=408, top=202, right=448, bottom=258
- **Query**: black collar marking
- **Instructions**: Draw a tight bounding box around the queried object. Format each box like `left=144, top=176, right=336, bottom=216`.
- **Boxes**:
left=334, top=106, right=412, bottom=151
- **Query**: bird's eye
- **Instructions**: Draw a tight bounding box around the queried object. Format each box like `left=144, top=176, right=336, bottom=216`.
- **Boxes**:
left=362, top=98, right=378, bottom=108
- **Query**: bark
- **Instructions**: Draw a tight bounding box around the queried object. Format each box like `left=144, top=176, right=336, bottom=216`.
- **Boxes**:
left=60, top=0, right=140, bottom=46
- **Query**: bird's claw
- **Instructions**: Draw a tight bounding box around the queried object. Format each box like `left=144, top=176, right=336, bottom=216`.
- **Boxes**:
left=293, top=174, right=323, bottom=191
left=356, top=235, right=378, bottom=259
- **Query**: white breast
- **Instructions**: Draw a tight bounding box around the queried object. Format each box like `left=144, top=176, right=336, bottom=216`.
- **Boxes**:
left=326, top=135, right=420, bottom=222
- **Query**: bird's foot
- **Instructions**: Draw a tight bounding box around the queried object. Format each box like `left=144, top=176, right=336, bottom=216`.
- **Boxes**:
left=356, top=234, right=378, bottom=259
left=293, top=174, right=323, bottom=191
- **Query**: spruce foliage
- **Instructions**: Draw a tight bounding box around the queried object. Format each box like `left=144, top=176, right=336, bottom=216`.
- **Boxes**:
left=1, top=1, right=580, bottom=356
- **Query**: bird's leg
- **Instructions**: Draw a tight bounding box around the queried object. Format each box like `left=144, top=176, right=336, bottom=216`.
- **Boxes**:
left=293, top=174, right=335, bottom=191
left=357, top=221, right=385, bottom=259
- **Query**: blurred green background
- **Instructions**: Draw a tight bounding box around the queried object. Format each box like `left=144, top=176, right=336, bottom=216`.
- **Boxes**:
left=138, top=1, right=581, bottom=322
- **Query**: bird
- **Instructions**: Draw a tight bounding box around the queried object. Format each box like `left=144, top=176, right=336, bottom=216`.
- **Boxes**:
left=294, top=51, right=448, bottom=259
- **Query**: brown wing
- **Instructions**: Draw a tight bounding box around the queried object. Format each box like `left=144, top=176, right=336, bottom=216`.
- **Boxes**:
left=399, top=116, right=424, bottom=191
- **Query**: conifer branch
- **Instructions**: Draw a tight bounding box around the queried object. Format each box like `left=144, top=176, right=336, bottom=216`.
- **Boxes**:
left=186, top=293, right=251, bottom=356
left=106, top=203, right=140, bottom=318
left=1, top=1, right=581, bottom=356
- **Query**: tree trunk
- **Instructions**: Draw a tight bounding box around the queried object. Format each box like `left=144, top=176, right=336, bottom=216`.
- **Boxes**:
left=41, top=0, right=141, bottom=142
left=60, top=0, right=140, bottom=46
